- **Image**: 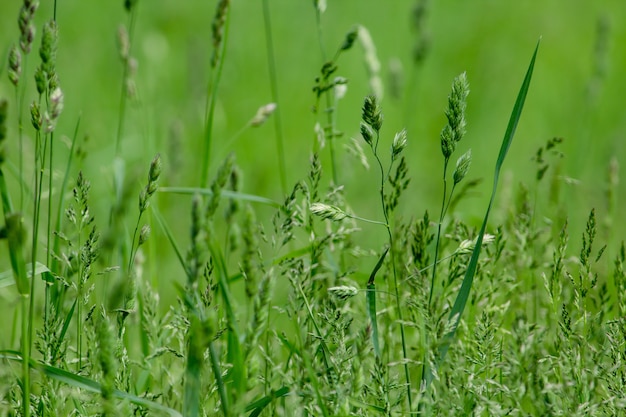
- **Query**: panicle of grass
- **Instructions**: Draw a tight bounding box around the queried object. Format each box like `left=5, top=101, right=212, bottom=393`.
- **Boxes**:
left=38, top=20, right=59, bottom=93
left=356, top=93, right=413, bottom=410
left=200, top=0, right=231, bottom=188
left=357, top=26, right=383, bottom=99
left=428, top=72, right=471, bottom=312
left=8, top=46, right=22, bottom=86
left=96, top=308, right=117, bottom=417
left=114, top=2, right=140, bottom=156
left=311, top=17, right=358, bottom=184
left=18, top=0, right=39, bottom=54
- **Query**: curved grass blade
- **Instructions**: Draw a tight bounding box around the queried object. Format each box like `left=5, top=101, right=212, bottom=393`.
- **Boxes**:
left=0, top=262, right=49, bottom=290
left=159, top=187, right=280, bottom=208
left=150, top=205, right=189, bottom=280
left=427, top=39, right=541, bottom=387
left=366, top=247, right=388, bottom=358
left=245, top=386, right=290, bottom=417
left=0, top=351, right=182, bottom=417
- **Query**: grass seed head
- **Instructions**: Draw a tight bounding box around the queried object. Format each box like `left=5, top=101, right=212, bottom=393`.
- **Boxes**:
left=8, top=46, right=22, bottom=86
left=18, top=0, right=39, bottom=54
left=440, top=72, right=469, bottom=159
left=391, top=129, right=408, bottom=160
left=453, top=149, right=472, bottom=185
left=340, top=28, right=358, bottom=51
left=211, top=0, right=230, bottom=68
left=30, top=101, right=42, bottom=131
left=360, top=122, right=374, bottom=146
left=310, top=202, right=348, bottom=222
left=362, top=95, right=383, bottom=132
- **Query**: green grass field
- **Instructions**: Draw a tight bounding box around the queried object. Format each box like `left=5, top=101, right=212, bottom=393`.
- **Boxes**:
left=1, top=1, right=626, bottom=415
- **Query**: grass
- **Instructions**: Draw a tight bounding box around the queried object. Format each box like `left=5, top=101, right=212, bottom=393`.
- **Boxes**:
left=1, top=1, right=626, bottom=416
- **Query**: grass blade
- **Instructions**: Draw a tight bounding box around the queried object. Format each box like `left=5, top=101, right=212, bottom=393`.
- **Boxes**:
left=0, top=351, right=183, bottom=417
left=245, top=386, right=290, bottom=416
left=427, top=39, right=541, bottom=387
left=366, top=247, right=388, bottom=358
left=159, top=187, right=280, bottom=208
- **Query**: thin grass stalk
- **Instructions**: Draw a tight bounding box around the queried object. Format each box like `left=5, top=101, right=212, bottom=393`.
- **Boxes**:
left=52, top=116, right=80, bottom=271
left=262, top=0, right=287, bottom=195
left=369, top=130, right=412, bottom=411
left=428, top=158, right=449, bottom=307
left=114, top=9, right=137, bottom=156
left=200, top=1, right=231, bottom=189
left=313, top=5, right=341, bottom=185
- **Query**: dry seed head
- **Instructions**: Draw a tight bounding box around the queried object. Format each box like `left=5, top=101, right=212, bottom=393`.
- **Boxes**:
left=8, top=46, right=22, bottom=86
left=453, top=149, right=472, bottom=185
left=45, top=87, right=64, bottom=133
left=250, top=103, right=277, bottom=127
left=328, top=285, right=359, bottom=300
left=310, top=202, right=348, bottom=222
left=358, top=26, right=384, bottom=99
left=391, top=129, right=408, bottom=160
left=117, top=25, right=130, bottom=60
left=334, top=78, right=348, bottom=100
left=138, top=224, right=151, bottom=246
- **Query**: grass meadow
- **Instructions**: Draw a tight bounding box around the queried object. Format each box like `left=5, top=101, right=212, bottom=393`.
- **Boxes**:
left=1, top=0, right=626, bottom=415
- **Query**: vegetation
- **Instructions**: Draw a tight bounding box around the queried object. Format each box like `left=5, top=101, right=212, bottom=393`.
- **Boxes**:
left=0, top=1, right=624, bottom=416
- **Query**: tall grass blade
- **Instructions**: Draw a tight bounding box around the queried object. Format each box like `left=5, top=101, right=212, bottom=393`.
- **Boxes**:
left=151, top=205, right=189, bottom=279
left=0, top=351, right=183, bottom=417
left=426, top=39, right=540, bottom=387
left=245, top=386, right=290, bottom=417
left=366, top=247, right=388, bottom=358
left=208, top=235, right=245, bottom=405
left=159, top=187, right=279, bottom=207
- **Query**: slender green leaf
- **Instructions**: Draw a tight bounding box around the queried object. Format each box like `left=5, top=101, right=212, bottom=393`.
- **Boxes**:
left=0, top=351, right=182, bottom=417
left=151, top=204, right=189, bottom=279
left=0, top=262, right=49, bottom=290
left=159, top=187, right=280, bottom=208
left=245, top=386, right=290, bottom=416
left=51, top=298, right=76, bottom=363
left=428, top=39, right=540, bottom=387
left=366, top=247, right=388, bottom=358
left=208, top=235, right=245, bottom=408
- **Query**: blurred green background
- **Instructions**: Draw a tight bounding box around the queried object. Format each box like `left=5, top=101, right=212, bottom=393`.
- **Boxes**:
left=1, top=0, right=625, bottom=291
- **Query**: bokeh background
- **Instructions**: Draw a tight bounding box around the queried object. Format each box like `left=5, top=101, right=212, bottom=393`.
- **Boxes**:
left=1, top=0, right=625, bottom=293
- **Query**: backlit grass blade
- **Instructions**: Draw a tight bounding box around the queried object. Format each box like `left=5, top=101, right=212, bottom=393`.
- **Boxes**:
left=428, top=39, right=540, bottom=387
left=208, top=235, right=246, bottom=407
left=150, top=205, right=189, bottom=279
left=0, top=262, right=48, bottom=289
left=366, top=247, right=388, bottom=358
left=245, top=386, right=290, bottom=417
left=0, top=351, right=182, bottom=417
left=159, top=187, right=280, bottom=208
